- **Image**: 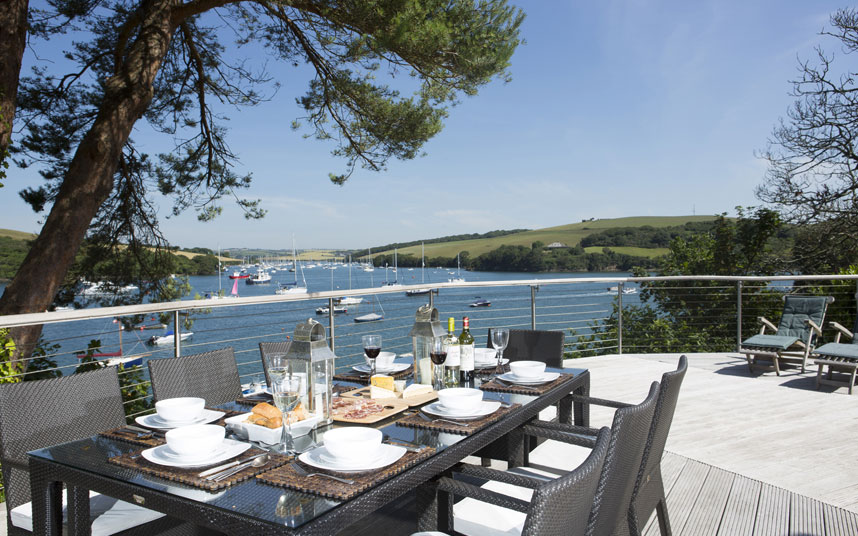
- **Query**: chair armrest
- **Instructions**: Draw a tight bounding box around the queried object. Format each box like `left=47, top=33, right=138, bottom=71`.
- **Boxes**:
left=830, top=321, right=855, bottom=343
left=521, top=421, right=598, bottom=448
left=758, top=317, right=777, bottom=333
left=435, top=476, right=530, bottom=513
left=569, top=394, right=632, bottom=409
left=456, top=464, right=542, bottom=490
left=806, top=319, right=823, bottom=337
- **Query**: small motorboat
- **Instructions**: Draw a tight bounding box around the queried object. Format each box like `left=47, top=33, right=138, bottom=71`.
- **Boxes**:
left=470, top=299, right=491, bottom=307
left=316, top=305, right=348, bottom=315
left=623, top=287, right=638, bottom=295
left=354, top=312, right=383, bottom=323
left=148, top=330, right=193, bottom=346
left=229, top=272, right=250, bottom=279
left=336, top=296, right=364, bottom=305
left=405, top=288, right=431, bottom=296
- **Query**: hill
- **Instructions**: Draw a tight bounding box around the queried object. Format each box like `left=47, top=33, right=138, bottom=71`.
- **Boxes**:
left=0, top=229, right=37, bottom=241
left=375, top=216, right=718, bottom=259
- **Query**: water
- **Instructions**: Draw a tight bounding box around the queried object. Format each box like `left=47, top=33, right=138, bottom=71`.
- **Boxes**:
left=1, top=266, right=635, bottom=381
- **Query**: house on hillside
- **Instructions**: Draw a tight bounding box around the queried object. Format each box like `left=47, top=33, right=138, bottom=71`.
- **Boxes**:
left=545, top=242, right=567, bottom=249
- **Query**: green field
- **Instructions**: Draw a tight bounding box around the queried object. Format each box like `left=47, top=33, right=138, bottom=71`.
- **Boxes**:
left=377, top=216, right=716, bottom=259
left=582, top=246, right=670, bottom=258
left=0, top=229, right=37, bottom=241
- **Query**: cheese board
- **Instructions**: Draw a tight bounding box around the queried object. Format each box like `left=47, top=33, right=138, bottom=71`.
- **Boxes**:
left=330, top=396, right=409, bottom=424
left=340, top=386, right=438, bottom=408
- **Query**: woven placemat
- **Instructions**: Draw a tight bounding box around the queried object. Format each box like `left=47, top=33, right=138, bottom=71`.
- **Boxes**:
left=397, top=404, right=520, bottom=436
left=257, top=447, right=435, bottom=500
left=334, top=365, right=414, bottom=385
left=480, top=373, right=574, bottom=396
left=235, top=394, right=274, bottom=406
left=99, top=408, right=245, bottom=447
left=109, top=447, right=291, bottom=490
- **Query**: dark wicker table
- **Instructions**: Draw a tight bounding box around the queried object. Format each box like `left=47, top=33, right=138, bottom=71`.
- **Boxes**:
left=28, top=367, right=589, bottom=536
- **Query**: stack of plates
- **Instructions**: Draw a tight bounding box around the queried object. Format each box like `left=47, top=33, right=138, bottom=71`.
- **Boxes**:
left=135, top=409, right=225, bottom=430
left=142, top=439, right=250, bottom=468
left=299, top=444, right=406, bottom=473
left=421, top=400, right=502, bottom=421
left=496, top=371, right=561, bottom=385
left=352, top=362, right=410, bottom=374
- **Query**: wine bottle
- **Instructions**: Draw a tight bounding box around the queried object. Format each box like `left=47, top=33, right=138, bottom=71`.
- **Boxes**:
left=444, top=317, right=460, bottom=388
left=459, top=316, right=475, bottom=386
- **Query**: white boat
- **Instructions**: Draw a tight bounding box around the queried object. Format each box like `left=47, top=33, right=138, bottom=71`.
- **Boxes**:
left=381, top=248, right=403, bottom=288
left=406, top=242, right=432, bottom=296
left=148, top=331, right=193, bottom=346
left=246, top=269, right=272, bottom=285
left=623, top=287, right=638, bottom=295
left=316, top=305, right=348, bottom=315
left=448, top=253, right=465, bottom=283
left=80, top=281, right=139, bottom=297
left=336, top=255, right=364, bottom=304
left=353, top=312, right=383, bottom=323
left=276, top=235, right=308, bottom=295
left=207, top=246, right=239, bottom=299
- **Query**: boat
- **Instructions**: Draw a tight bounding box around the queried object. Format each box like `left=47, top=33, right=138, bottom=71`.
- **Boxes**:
left=623, top=287, right=638, bottom=295
left=336, top=255, right=364, bottom=304
left=381, top=248, right=402, bottom=289
left=406, top=242, right=432, bottom=296
left=355, top=278, right=384, bottom=322
left=228, top=271, right=250, bottom=279
left=316, top=305, right=348, bottom=315
left=148, top=330, right=193, bottom=346
left=448, top=253, right=465, bottom=283
left=406, top=288, right=431, bottom=296
left=276, top=236, right=308, bottom=295
left=246, top=269, right=272, bottom=285
left=80, top=280, right=139, bottom=297
left=607, top=286, right=619, bottom=292
left=206, top=247, right=239, bottom=299
left=470, top=298, right=491, bottom=307
left=78, top=320, right=146, bottom=368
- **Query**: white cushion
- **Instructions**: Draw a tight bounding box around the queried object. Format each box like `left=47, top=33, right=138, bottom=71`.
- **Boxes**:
left=11, top=490, right=164, bottom=535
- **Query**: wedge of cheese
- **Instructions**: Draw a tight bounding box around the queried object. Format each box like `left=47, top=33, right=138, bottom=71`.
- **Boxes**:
left=402, top=383, right=433, bottom=399
left=370, top=374, right=395, bottom=391
left=370, top=385, right=397, bottom=399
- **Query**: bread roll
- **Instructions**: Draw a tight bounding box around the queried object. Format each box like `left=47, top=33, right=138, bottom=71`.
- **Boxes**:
left=251, top=402, right=281, bottom=421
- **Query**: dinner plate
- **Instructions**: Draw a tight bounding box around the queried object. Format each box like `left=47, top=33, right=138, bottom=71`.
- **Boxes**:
left=299, top=444, right=405, bottom=473
left=142, top=439, right=250, bottom=468
left=475, top=358, right=510, bottom=368
left=497, top=371, right=561, bottom=385
left=352, top=362, right=410, bottom=374
left=421, top=400, right=502, bottom=420
left=135, top=409, right=225, bottom=430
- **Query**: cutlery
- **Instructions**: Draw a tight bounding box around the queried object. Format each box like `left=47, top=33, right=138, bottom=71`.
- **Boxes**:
left=198, top=452, right=268, bottom=478
left=208, top=454, right=270, bottom=482
left=417, top=411, right=471, bottom=427
left=124, top=425, right=164, bottom=435
left=382, top=440, right=422, bottom=453
left=494, top=378, right=538, bottom=391
left=289, top=461, right=355, bottom=485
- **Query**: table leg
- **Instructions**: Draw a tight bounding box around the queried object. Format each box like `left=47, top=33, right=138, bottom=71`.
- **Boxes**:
left=67, top=485, right=91, bottom=536
left=29, top=467, right=63, bottom=536
left=572, top=381, right=590, bottom=428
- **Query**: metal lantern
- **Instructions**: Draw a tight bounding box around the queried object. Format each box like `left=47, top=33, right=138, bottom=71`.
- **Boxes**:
left=283, top=318, right=335, bottom=425
left=408, top=304, right=446, bottom=385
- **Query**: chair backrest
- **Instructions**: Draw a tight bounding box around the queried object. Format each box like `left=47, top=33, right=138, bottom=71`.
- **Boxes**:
left=148, top=347, right=241, bottom=406
left=522, top=427, right=610, bottom=536
left=258, top=341, right=291, bottom=386
left=486, top=329, right=565, bottom=368
left=777, top=295, right=831, bottom=339
left=588, top=382, right=660, bottom=536
left=0, top=367, right=126, bottom=510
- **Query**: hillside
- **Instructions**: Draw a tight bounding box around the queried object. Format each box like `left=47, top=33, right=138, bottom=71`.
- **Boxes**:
left=375, top=216, right=718, bottom=259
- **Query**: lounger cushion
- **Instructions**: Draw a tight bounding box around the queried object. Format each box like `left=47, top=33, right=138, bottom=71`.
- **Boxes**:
left=741, top=334, right=800, bottom=350
left=11, top=490, right=165, bottom=535
left=777, top=296, right=829, bottom=338
left=813, top=342, right=858, bottom=360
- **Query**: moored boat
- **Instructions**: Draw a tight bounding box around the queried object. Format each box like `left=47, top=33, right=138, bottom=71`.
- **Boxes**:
left=148, top=330, right=193, bottom=346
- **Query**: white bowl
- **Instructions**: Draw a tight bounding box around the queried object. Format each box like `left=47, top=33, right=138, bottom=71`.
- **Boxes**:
left=437, top=388, right=483, bottom=413
left=323, top=427, right=382, bottom=463
left=224, top=412, right=321, bottom=445
left=509, top=361, right=546, bottom=379
left=155, top=397, right=205, bottom=423
left=365, top=351, right=396, bottom=370
left=474, top=348, right=498, bottom=363
left=165, top=424, right=224, bottom=456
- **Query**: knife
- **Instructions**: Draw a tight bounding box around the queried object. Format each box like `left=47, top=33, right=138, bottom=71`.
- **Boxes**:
left=197, top=452, right=267, bottom=478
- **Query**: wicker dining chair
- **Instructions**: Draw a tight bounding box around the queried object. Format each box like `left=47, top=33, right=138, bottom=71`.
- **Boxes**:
left=486, top=329, right=565, bottom=368
left=414, top=427, right=610, bottom=536
left=148, top=347, right=241, bottom=406
left=0, top=367, right=208, bottom=536
left=258, top=341, right=291, bottom=387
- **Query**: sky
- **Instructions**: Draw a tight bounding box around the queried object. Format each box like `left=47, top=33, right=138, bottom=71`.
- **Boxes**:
left=2, top=0, right=850, bottom=250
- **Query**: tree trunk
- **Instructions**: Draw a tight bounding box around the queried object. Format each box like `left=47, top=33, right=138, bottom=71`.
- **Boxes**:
left=0, top=0, right=179, bottom=365
left=0, top=0, right=28, bottom=152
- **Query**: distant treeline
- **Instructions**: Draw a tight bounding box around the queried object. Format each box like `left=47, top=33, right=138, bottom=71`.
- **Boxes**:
left=361, top=229, right=530, bottom=255
left=580, top=222, right=717, bottom=248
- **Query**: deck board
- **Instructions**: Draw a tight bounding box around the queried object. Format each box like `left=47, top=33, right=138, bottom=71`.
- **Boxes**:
left=718, top=474, right=761, bottom=535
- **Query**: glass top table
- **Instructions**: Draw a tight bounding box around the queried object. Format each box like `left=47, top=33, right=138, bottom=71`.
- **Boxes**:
left=28, top=367, right=589, bottom=536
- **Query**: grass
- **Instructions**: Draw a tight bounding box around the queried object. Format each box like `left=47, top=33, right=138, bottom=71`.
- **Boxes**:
left=582, top=246, right=669, bottom=258
left=377, top=216, right=716, bottom=259
left=0, top=229, right=37, bottom=241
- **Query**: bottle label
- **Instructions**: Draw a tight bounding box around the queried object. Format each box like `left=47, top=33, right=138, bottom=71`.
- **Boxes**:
left=446, top=345, right=460, bottom=367
left=460, top=344, right=474, bottom=371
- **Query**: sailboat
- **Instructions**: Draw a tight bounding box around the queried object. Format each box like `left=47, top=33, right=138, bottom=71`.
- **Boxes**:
left=207, top=246, right=239, bottom=299
left=381, top=248, right=402, bottom=289
left=362, top=248, right=375, bottom=271
left=448, top=252, right=465, bottom=283
left=276, top=235, right=308, bottom=295
left=78, top=319, right=146, bottom=368
left=354, top=273, right=384, bottom=322
left=406, top=242, right=431, bottom=296
left=337, top=255, right=364, bottom=305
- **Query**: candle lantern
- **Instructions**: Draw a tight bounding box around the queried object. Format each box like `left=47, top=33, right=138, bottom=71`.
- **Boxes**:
left=283, top=318, right=335, bottom=425
left=408, top=304, right=445, bottom=386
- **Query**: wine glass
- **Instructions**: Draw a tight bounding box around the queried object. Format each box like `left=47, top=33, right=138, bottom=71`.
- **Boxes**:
left=491, top=328, right=510, bottom=377
left=362, top=334, right=382, bottom=376
left=270, top=371, right=302, bottom=455
left=430, top=337, right=447, bottom=391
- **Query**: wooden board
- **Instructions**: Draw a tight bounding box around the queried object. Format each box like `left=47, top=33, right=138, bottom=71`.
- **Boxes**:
left=340, top=386, right=438, bottom=407
left=330, top=397, right=409, bottom=424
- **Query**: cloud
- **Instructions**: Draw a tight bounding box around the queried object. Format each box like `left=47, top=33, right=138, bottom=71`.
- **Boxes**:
left=259, top=196, right=346, bottom=220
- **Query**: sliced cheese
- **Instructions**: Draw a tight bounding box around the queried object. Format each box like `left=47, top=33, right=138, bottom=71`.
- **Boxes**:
left=370, top=385, right=397, bottom=399
left=370, top=374, right=395, bottom=391
left=402, top=383, right=433, bottom=398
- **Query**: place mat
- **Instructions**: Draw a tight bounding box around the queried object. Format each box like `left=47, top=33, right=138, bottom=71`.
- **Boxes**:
left=480, top=373, right=574, bottom=396
left=474, top=363, right=510, bottom=372
left=100, top=408, right=245, bottom=447
left=396, top=404, right=520, bottom=436
left=257, top=447, right=435, bottom=501
left=235, top=394, right=274, bottom=406
left=109, top=447, right=291, bottom=491
left=333, top=365, right=414, bottom=384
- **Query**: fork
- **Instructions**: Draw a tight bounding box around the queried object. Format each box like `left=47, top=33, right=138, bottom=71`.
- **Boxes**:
left=290, top=461, right=355, bottom=484
left=417, top=412, right=471, bottom=427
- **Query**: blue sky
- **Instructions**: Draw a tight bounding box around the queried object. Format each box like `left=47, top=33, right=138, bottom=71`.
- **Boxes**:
left=2, top=1, right=847, bottom=250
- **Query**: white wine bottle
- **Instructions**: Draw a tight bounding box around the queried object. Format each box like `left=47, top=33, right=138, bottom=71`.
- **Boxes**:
left=458, top=316, right=475, bottom=386
left=444, top=317, right=460, bottom=387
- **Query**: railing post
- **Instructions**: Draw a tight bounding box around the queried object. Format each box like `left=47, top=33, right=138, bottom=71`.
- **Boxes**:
left=617, top=282, right=624, bottom=355
left=737, top=280, right=743, bottom=352
left=429, top=289, right=435, bottom=309
left=173, top=310, right=181, bottom=358
left=530, top=285, right=538, bottom=329
left=328, top=298, right=335, bottom=352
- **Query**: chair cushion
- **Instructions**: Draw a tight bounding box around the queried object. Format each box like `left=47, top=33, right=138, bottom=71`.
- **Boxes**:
left=813, top=343, right=858, bottom=360
left=777, top=296, right=829, bottom=338
left=452, top=479, right=532, bottom=536
left=11, top=490, right=165, bottom=535
left=741, top=334, right=800, bottom=350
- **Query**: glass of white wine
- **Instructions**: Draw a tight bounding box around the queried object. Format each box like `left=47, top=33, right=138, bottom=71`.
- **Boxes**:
left=266, top=352, right=303, bottom=455
left=491, top=328, right=510, bottom=378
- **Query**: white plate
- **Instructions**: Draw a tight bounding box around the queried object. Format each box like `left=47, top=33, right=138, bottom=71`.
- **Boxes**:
left=135, top=409, right=225, bottom=430
left=299, top=444, right=405, bottom=473
left=352, top=362, right=410, bottom=374
left=475, top=358, right=510, bottom=368
left=422, top=400, right=502, bottom=420
left=497, top=371, right=561, bottom=385
left=141, top=439, right=251, bottom=468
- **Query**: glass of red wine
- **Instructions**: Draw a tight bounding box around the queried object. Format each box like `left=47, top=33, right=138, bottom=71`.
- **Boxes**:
left=430, top=337, right=447, bottom=391
left=362, top=334, right=382, bottom=377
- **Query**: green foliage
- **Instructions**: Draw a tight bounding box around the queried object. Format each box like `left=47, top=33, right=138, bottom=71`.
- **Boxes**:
left=580, top=221, right=718, bottom=248
left=369, top=229, right=530, bottom=255
left=0, top=329, right=22, bottom=382
left=73, top=340, right=152, bottom=420
left=0, top=236, right=31, bottom=280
